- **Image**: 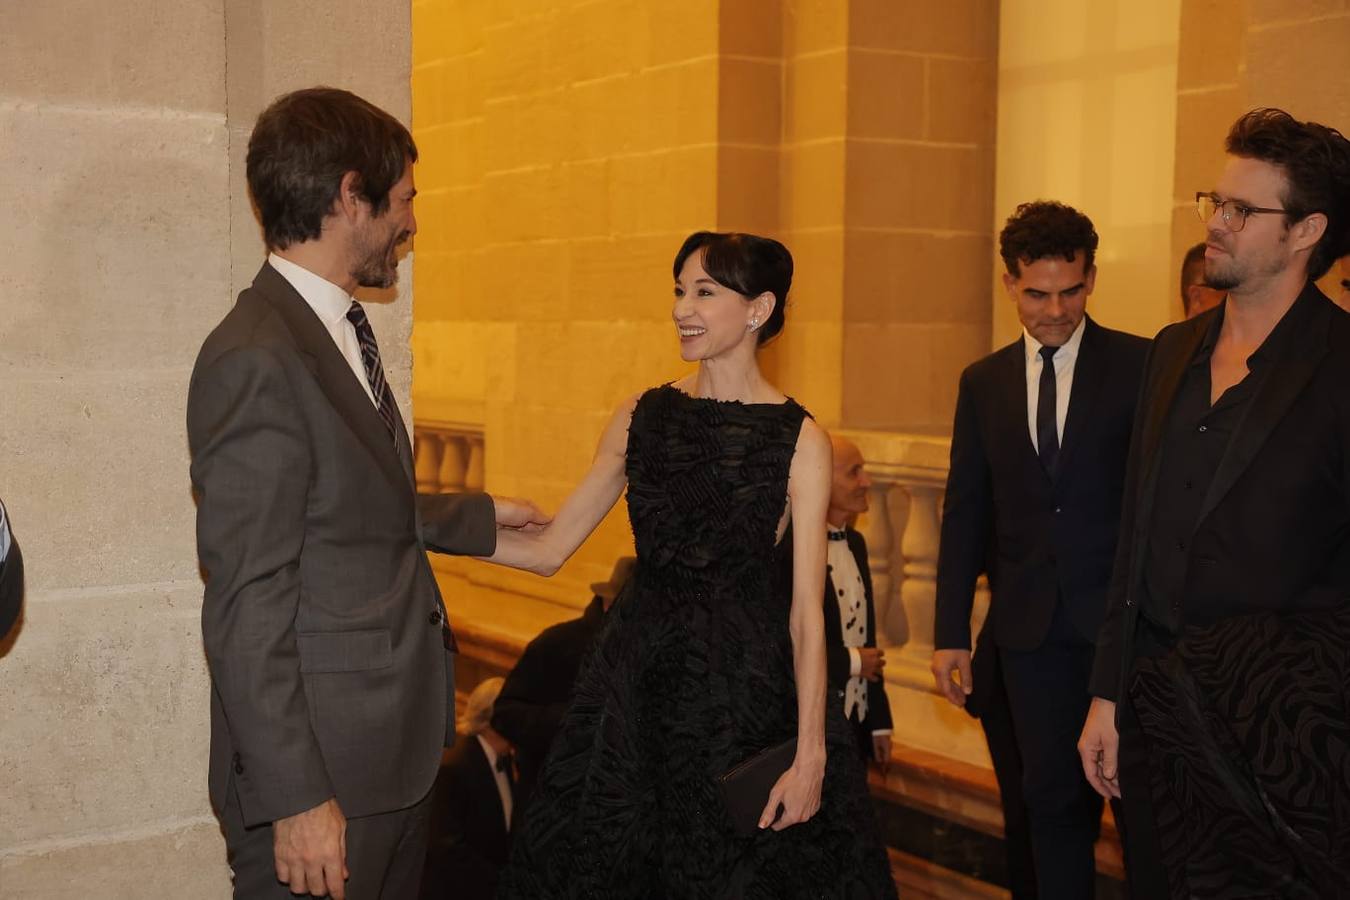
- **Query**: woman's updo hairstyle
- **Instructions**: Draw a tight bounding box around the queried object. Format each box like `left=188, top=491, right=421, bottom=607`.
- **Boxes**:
left=673, top=231, right=792, bottom=346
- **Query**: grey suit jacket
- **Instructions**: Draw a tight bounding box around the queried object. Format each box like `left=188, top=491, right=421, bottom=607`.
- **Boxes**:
left=188, top=262, right=495, bottom=828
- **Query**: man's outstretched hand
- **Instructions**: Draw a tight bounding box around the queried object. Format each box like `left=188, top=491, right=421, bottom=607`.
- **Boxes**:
left=274, top=797, right=347, bottom=899
left=492, top=496, right=552, bottom=532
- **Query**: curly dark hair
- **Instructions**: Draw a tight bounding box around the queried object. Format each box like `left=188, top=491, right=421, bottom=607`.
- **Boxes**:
left=672, top=231, right=793, bottom=346
left=247, top=87, right=418, bottom=250
left=998, top=201, right=1099, bottom=277
left=1225, top=108, right=1350, bottom=281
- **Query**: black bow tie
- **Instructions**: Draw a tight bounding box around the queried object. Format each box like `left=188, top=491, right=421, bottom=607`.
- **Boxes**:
left=827, top=529, right=847, bottom=542
left=495, top=752, right=515, bottom=776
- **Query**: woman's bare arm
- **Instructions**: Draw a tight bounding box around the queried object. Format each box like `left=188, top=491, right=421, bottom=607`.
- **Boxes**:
left=483, top=396, right=637, bottom=576
left=761, top=416, right=832, bottom=830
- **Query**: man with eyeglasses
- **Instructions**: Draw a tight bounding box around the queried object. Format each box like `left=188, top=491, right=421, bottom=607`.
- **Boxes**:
left=1079, top=108, right=1350, bottom=897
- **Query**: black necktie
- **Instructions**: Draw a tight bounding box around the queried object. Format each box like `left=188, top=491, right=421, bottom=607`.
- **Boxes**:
left=1037, top=344, right=1060, bottom=475
left=345, top=301, right=401, bottom=448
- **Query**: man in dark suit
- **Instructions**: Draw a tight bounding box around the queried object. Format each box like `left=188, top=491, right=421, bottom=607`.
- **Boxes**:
left=188, top=88, right=546, bottom=900
left=491, top=556, right=632, bottom=810
left=0, top=497, right=23, bottom=641
left=932, top=201, right=1148, bottom=899
left=779, top=434, right=892, bottom=768
left=1079, top=108, right=1350, bottom=898
left=423, top=678, right=515, bottom=900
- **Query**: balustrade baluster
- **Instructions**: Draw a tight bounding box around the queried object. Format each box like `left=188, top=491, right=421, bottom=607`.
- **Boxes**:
left=414, top=432, right=445, bottom=493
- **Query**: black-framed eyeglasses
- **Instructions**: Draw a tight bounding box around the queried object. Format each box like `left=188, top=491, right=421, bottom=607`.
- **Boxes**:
left=1195, top=192, right=1286, bottom=232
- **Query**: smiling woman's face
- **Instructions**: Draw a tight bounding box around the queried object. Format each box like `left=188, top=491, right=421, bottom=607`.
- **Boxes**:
left=670, top=249, right=766, bottom=362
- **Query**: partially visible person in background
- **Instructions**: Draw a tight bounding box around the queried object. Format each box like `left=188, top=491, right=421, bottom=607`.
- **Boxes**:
left=491, top=557, right=633, bottom=810
left=0, top=497, right=23, bottom=641
left=422, top=677, right=515, bottom=900
left=778, top=434, right=892, bottom=770
left=1181, top=241, right=1226, bottom=319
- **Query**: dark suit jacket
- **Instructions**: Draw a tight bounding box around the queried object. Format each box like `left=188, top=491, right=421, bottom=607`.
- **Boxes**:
left=0, top=522, right=23, bottom=640
left=187, top=262, right=496, bottom=827
left=936, top=317, right=1149, bottom=653
left=1091, top=286, right=1350, bottom=700
left=422, top=736, right=511, bottom=900
left=778, top=525, right=892, bottom=733
left=492, top=595, right=606, bottom=808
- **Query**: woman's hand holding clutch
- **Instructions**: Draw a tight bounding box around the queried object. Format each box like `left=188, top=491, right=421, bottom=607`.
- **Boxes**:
left=759, top=744, right=825, bottom=831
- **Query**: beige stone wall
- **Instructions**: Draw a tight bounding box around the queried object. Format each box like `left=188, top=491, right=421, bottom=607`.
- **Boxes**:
left=1172, top=0, right=1350, bottom=307
left=993, top=0, right=1182, bottom=345
left=0, top=2, right=410, bottom=895
left=411, top=0, right=999, bottom=644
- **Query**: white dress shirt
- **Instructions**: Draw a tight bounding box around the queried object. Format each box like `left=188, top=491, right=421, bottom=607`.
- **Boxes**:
left=1023, top=317, right=1086, bottom=453
left=827, top=527, right=890, bottom=736
left=477, top=734, right=514, bottom=830
left=268, top=253, right=377, bottom=408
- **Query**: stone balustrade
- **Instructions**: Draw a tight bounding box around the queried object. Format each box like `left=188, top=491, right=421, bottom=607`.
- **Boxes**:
left=412, top=420, right=485, bottom=493
left=839, top=429, right=993, bottom=766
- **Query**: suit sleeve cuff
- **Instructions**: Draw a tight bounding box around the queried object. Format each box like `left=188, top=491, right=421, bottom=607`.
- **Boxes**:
left=870, top=728, right=892, bottom=736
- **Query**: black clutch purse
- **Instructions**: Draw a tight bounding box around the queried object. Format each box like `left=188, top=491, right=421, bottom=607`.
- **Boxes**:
left=716, top=738, right=797, bottom=836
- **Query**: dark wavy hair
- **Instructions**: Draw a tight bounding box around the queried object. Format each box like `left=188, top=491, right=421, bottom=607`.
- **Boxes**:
left=672, top=232, right=793, bottom=346
left=999, top=201, right=1099, bottom=277
left=247, top=87, right=418, bottom=250
left=1225, top=108, right=1350, bottom=281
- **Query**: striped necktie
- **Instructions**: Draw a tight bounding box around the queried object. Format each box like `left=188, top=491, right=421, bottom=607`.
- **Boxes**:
left=345, top=301, right=401, bottom=448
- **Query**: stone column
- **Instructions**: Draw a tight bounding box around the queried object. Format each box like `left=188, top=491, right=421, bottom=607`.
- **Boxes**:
left=0, top=2, right=412, bottom=894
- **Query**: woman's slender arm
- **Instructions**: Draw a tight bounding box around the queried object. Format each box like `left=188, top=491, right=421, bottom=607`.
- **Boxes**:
left=761, top=416, right=832, bottom=830
left=482, top=396, right=637, bottom=576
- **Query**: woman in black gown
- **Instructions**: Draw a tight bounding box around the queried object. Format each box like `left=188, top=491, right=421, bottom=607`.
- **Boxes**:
left=486, top=231, right=897, bottom=899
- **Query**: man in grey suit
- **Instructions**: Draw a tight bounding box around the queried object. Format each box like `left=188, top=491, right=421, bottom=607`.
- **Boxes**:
left=188, top=88, right=546, bottom=900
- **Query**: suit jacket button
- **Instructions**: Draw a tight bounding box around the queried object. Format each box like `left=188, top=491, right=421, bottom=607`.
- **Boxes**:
left=429, top=609, right=443, bottom=626
left=233, top=753, right=244, bottom=775
left=1125, top=598, right=1135, bottom=608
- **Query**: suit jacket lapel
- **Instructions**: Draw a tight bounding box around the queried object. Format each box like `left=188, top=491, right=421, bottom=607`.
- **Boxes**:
left=1195, top=288, right=1332, bottom=527
left=1054, top=317, right=1106, bottom=483
left=1136, top=314, right=1211, bottom=500
left=253, top=263, right=411, bottom=493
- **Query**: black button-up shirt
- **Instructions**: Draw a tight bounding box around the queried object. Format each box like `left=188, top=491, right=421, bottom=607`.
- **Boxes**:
left=1140, top=304, right=1285, bottom=633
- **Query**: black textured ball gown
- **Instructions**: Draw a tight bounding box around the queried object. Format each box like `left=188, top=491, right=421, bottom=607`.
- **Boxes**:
left=497, top=385, right=898, bottom=899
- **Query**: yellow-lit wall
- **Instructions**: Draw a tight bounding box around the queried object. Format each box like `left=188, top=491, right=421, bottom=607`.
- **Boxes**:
left=1171, top=0, right=1350, bottom=305
left=411, top=0, right=998, bottom=635
left=993, top=0, right=1181, bottom=345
